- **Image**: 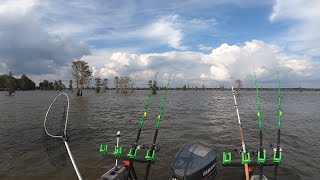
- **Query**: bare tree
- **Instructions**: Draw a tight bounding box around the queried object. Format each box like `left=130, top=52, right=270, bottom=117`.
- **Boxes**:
left=95, top=77, right=102, bottom=92
left=148, top=80, right=158, bottom=94
left=69, top=80, right=73, bottom=91
left=114, top=76, right=119, bottom=92
left=298, top=86, right=304, bottom=93
left=235, top=79, right=242, bottom=95
left=71, top=60, right=92, bottom=96
left=102, top=78, right=108, bottom=92
left=58, top=80, right=62, bottom=91
left=219, top=84, right=224, bottom=91
left=120, top=77, right=130, bottom=93
left=114, top=76, right=131, bottom=93
left=130, top=81, right=134, bottom=93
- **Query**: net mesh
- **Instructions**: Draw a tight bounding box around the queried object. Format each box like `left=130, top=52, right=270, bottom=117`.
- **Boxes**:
left=43, top=93, right=69, bottom=167
left=43, top=131, right=68, bottom=167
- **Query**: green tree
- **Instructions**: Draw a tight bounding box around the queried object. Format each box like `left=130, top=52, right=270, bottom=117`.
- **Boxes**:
left=71, top=60, right=92, bottom=96
left=182, top=85, right=187, bottom=91
left=69, top=80, right=73, bottom=91
left=0, top=75, right=7, bottom=88
left=58, top=80, right=62, bottom=91
left=5, top=71, right=16, bottom=95
left=49, top=82, right=54, bottom=90
left=42, top=80, right=49, bottom=90
left=53, top=81, right=59, bottom=90
left=20, top=74, right=36, bottom=90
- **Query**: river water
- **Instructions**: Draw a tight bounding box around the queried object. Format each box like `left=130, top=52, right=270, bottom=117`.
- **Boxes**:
left=0, top=90, right=319, bottom=180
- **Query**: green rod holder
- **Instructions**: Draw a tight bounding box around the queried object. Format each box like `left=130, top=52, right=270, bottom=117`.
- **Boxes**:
left=273, top=147, right=282, bottom=163
left=114, top=146, right=123, bottom=157
left=241, top=152, right=252, bottom=164
left=127, top=148, right=138, bottom=159
left=99, top=144, right=108, bottom=155
left=223, top=152, right=232, bottom=164
left=257, top=149, right=266, bottom=164
left=145, top=149, right=156, bottom=161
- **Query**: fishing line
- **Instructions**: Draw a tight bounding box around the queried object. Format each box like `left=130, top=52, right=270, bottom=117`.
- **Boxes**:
left=227, top=68, right=250, bottom=180
left=126, top=72, right=158, bottom=180
left=144, top=72, right=173, bottom=180
left=273, top=72, right=282, bottom=180
left=254, top=70, right=266, bottom=180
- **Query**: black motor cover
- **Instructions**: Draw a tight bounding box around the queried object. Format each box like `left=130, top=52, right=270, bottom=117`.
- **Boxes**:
left=171, top=144, right=217, bottom=180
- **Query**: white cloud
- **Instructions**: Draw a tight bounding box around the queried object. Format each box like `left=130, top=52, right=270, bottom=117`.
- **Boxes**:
left=270, top=0, right=320, bottom=56
left=175, top=73, right=184, bottom=79
left=0, top=0, right=37, bottom=15
left=0, top=61, right=9, bottom=74
left=200, top=40, right=320, bottom=87
left=198, top=44, right=213, bottom=51
left=83, top=40, right=320, bottom=88
left=138, top=15, right=184, bottom=50
left=83, top=14, right=216, bottom=50
left=0, top=0, right=90, bottom=77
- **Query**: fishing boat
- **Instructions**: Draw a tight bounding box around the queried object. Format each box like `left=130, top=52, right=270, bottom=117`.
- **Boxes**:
left=43, top=71, right=283, bottom=180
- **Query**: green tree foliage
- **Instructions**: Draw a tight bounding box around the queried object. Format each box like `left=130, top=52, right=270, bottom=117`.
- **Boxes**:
left=69, top=80, right=73, bottom=91
left=182, top=85, right=187, bottom=90
left=0, top=73, right=35, bottom=93
left=5, top=72, right=16, bottom=95
left=49, top=82, right=54, bottom=90
left=41, top=80, right=49, bottom=90
left=71, top=60, right=92, bottom=96
left=38, top=79, right=64, bottom=90
left=58, top=80, right=62, bottom=91
left=53, top=81, right=59, bottom=90
left=20, top=74, right=36, bottom=90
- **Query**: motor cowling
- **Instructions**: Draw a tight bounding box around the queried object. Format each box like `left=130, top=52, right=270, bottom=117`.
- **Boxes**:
left=171, top=144, right=217, bottom=180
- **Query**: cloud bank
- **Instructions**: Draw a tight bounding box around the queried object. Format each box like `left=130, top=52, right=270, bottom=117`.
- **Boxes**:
left=88, top=40, right=319, bottom=88
left=0, top=0, right=90, bottom=76
left=270, top=0, right=320, bottom=56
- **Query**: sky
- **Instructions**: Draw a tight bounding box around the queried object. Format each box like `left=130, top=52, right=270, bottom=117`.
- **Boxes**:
left=0, top=0, right=320, bottom=88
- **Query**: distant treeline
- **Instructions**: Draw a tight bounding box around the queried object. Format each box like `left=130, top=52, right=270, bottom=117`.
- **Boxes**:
left=109, top=87, right=320, bottom=91
left=0, top=74, right=36, bottom=91
left=38, top=80, right=66, bottom=90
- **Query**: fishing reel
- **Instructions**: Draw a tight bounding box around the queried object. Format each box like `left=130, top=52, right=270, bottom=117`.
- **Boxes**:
left=234, top=148, right=256, bottom=156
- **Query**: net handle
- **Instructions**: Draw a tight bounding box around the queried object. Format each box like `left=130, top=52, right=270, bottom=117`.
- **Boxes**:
left=65, top=141, right=83, bottom=180
left=43, top=92, right=69, bottom=138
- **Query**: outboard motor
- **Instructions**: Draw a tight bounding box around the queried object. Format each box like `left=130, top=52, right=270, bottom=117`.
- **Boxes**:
left=171, top=144, right=217, bottom=180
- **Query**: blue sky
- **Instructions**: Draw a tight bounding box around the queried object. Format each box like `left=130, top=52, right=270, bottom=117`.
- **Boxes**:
left=0, top=0, right=319, bottom=87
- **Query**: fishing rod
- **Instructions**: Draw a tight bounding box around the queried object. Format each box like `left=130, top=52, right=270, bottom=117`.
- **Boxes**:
left=144, top=72, right=173, bottom=180
left=254, top=71, right=266, bottom=180
left=126, top=72, right=158, bottom=180
left=273, top=73, right=282, bottom=180
left=227, top=70, right=250, bottom=180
